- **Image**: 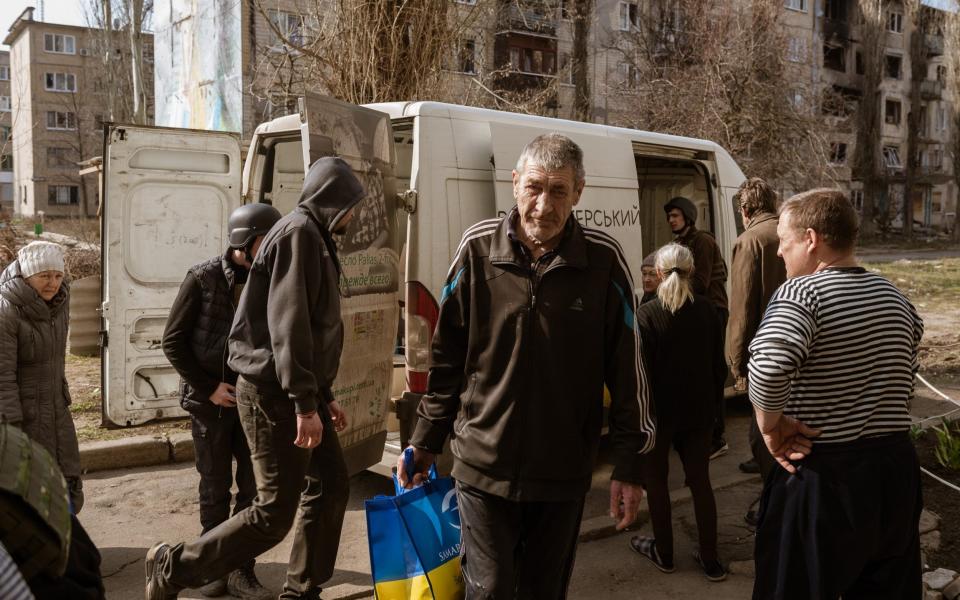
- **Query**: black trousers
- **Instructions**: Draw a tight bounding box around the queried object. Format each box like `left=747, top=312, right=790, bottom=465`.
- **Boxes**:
left=191, top=409, right=257, bottom=535
left=713, top=307, right=729, bottom=445
left=456, top=482, right=585, bottom=600
left=641, top=426, right=717, bottom=561
left=161, top=377, right=350, bottom=598
left=753, top=432, right=922, bottom=600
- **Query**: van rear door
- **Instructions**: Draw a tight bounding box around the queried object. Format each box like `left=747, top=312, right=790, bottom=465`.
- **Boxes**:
left=101, top=125, right=242, bottom=426
left=489, top=123, right=645, bottom=286
left=299, top=94, right=401, bottom=474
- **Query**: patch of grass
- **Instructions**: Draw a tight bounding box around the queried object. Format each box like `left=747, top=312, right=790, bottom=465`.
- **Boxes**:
left=861, top=258, right=960, bottom=313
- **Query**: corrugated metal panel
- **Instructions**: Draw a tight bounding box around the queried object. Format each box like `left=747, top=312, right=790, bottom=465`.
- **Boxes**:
left=68, top=276, right=100, bottom=357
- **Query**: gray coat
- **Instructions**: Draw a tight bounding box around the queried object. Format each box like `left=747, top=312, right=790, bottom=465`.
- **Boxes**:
left=0, top=261, right=83, bottom=511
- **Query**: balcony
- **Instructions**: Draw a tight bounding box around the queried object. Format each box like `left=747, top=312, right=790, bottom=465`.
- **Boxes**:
left=497, top=3, right=559, bottom=37
left=920, top=79, right=943, bottom=100
left=925, top=34, right=944, bottom=57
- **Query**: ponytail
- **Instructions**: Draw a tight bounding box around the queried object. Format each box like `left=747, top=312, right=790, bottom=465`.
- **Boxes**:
left=655, top=244, right=695, bottom=314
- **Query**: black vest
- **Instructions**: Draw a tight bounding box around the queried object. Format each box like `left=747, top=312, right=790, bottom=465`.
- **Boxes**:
left=180, top=254, right=246, bottom=414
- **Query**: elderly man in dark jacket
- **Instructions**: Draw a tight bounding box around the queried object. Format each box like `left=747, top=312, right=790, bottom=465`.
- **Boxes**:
left=726, top=178, right=786, bottom=480
left=400, top=133, right=655, bottom=599
left=663, top=196, right=729, bottom=458
left=161, top=203, right=280, bottom=599
left=146, top=157, right=364, bottom=600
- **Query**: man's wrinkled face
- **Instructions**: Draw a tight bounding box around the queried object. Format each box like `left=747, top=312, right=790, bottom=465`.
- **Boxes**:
left=512, top=163, right=583, bottom=246
left=666, top=208, right=687, bottom=234
left=26, top=270, right=64, bottom=301
left=777, top=211, right=816, bottom=278
left=641, top=266, right=658, bottom=294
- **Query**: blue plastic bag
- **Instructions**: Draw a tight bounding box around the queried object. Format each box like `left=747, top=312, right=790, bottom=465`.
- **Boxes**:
left=365, top=449, right=464, bottom=599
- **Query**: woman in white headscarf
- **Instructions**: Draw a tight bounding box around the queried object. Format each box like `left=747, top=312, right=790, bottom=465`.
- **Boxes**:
left=0, top=241, right=83, bottom=512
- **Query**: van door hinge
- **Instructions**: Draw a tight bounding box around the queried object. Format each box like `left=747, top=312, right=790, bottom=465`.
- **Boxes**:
left=398, top=190, right=418, bottom=214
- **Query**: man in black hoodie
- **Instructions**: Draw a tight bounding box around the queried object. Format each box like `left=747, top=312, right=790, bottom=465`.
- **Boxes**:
left=161, top=203, right=280, bottom=600
left=146, top=157, right=365, bottom=600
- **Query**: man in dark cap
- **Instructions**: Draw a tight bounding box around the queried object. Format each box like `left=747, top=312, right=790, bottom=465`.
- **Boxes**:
left=162, top=203, right=281, bottom=599
left=145, top=157, right=365, bottom=600
left=664, top=197, right=729, bottom=458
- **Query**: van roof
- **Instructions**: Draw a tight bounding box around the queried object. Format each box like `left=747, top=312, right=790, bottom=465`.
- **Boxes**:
left=365, top=101, right=725, bottom=155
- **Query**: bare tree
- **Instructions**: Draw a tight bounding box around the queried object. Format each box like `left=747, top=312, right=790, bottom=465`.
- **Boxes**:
left=945, top=7, right=960, bottom=240
left=853, top=0, right=887, bottom=237
left=603, top=0, right=832, bottom=192
left=251, top=0, right=483, bottom=108
left=571, top=0, right=593, bottom=122
left=82, top=0, right=153, bottom=125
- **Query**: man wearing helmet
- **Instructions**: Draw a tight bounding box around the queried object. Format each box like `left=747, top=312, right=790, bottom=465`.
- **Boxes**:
left=161, top=202, right=281, bottom=600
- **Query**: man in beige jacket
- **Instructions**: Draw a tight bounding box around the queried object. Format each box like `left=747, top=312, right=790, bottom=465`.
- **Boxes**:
left=726, top=178, right=786, bottom=482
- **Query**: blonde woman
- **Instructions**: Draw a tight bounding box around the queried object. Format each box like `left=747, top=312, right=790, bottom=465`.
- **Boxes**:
left=0, top=241, right=83, bottom=512
left=629, top=243, right=727, bottom=581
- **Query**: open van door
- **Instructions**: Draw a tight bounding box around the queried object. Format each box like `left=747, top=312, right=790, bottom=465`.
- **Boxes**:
left=299, top=94, right=401, bottom=474
left=101, top=125, right=242, bottom=426
left=489, top=123, right=645, bottom=286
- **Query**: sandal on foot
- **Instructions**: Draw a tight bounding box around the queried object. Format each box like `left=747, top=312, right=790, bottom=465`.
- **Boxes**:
left=693, top=551, right=728, bottom=582
left=628, top=536, right=675, bottom=573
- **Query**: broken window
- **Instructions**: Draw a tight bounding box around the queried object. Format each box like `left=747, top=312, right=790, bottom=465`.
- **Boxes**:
left=830, top=143, right=848, bottom=165
left=883, top=145, right=902, bottom=167
left=885, top=54, right=902, bottom=79
left=825, top=0, right=848, bottom=21
left=824, top=45, right=846, bottom=72
left=619, top=2, right=639, bottom=31
left=885, top=99, right=902, bottom=125
left=887, top=10, right=903, bottom=33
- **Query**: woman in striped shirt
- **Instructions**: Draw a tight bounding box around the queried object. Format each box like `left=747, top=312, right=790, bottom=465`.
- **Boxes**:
left=748, top=189, right=924, bottom=600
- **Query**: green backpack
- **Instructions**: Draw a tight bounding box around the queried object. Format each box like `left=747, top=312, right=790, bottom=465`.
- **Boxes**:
left=0, top=421, right=72, bottom=580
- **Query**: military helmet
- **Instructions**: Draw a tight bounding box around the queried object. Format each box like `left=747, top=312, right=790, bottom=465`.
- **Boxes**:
left=228, top=204, right=282, bottom=249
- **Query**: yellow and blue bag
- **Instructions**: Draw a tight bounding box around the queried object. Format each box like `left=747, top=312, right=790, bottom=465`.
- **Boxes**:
left=365, top=448, right=464, bottom=600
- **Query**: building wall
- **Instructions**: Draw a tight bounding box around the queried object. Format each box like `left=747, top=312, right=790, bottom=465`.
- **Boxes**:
left=6, top=12, right=155, bottom=218
left=0, top=50, right=12, bottom=213
left=155, top=0, right=958, bottom=232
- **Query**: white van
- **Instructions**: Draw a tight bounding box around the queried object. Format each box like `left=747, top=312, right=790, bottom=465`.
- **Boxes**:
left=100, top=93, right=745, bottom=474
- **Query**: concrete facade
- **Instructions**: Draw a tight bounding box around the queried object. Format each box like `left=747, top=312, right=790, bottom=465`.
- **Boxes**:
left=778, top=0, right=956, bottom=232
left=153, top=0, right=957, bottom=233
left=3, top=8, right=154, bottom=218
left=0, top=50, right=12, bottom=213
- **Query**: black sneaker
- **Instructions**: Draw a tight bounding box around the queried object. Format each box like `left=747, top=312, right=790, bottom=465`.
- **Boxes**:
left=628, top=535, right=675, bottom=573
left=227, top=564, right=273, bottom=600
left=694, top=551, right=728, bottom=582
left=198, top=577, right=227, bottom=597
left=709, top=439, right=729, bottom=460
left=738, top=459, right=760, bottom=474
left=145, top=542, right=178, bottom=599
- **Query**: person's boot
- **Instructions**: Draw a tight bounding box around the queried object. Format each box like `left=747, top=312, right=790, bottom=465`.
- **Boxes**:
left=226, top=563, right=273, bottom=600
left=198, top=577, right=227, bottom=597
left=144, top=542, right=179, bottom=600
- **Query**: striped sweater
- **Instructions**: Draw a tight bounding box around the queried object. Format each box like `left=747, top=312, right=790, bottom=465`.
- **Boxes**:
left=748, top=267, right=923, bottom=444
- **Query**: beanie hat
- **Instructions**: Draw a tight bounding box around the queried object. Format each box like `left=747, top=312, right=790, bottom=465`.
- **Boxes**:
left=17, top=241, right=65, bottom=278
left=663, top=196, right=698, bottom=227
left=641, top=252, right=656, bottom=269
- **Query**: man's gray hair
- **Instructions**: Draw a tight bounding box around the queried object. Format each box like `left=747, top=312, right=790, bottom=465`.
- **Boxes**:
left=515, top=133, right=585, bottom=184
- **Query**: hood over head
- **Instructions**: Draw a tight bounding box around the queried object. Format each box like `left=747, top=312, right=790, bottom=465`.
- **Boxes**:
left=298, top=157, right=366, bottom=232
left=663, top=196, right=698, bottom=228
